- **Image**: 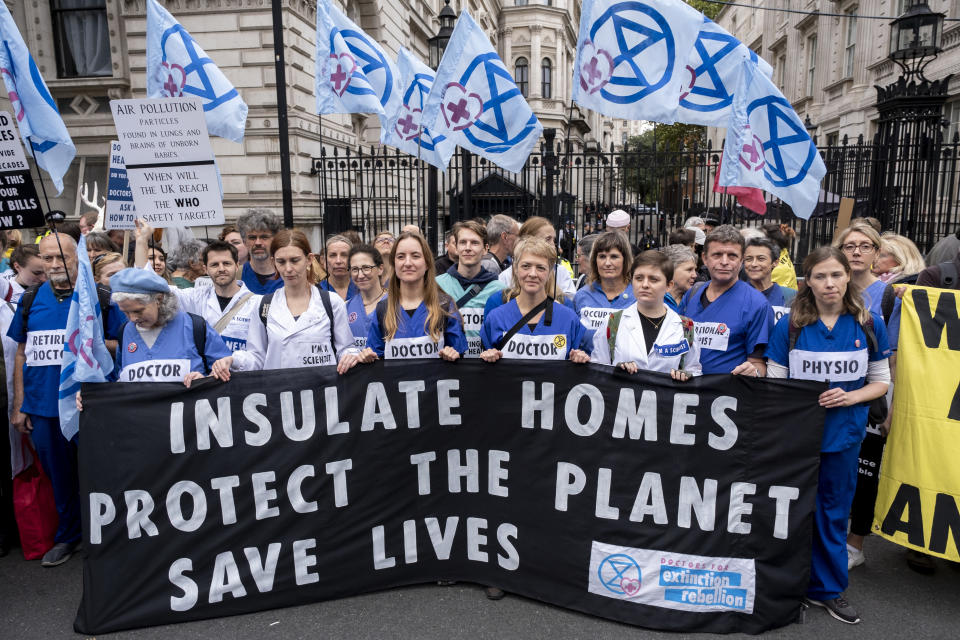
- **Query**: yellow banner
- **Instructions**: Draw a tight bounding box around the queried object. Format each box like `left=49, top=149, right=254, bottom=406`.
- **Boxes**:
left=873, top=286, right=960, bottom=561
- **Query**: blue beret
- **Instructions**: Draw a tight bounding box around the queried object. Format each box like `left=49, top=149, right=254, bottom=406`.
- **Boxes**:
left=110, top=268, right=169, bottom=295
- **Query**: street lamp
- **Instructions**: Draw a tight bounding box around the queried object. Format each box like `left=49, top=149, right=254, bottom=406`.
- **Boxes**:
left=429, top=0, right=457, bottom=70
left=803, top=114, right=817, bottom=143
left=889, top=1, right=945, bottom=80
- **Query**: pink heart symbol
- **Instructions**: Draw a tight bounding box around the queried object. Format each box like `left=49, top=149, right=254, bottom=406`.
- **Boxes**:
left=395, top=104, right=422, bottom=141
left=621, top=578, right=641, bottom=596
left=579, top=40, right=614, bottom=95
left=0, top=69, right=23, bottom=121
left=329, top=53, right=358, bottom=97
left=441, top=83, right=484, bottom=132
left=679, top=65, right=697, bottom=101
left=738, top=127, right=766, bottom=172
left=157, top=62, right=186, bottom=98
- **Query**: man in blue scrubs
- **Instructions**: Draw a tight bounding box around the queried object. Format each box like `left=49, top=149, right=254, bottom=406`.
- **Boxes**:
left=8, top=234, right=125, bottom=567
left=237, top=208, right=283, bottom=294
left=679, top=225, right=774, bottom=376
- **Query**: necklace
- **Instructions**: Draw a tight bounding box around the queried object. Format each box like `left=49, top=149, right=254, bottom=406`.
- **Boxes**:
left=364, top=287, right=384, bottom=310
left=639, top=312, right=666, bottom=330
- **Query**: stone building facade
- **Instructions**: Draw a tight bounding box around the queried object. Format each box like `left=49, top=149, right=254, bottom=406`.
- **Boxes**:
left=2, top=0, right=620, bottom=237
left=709, top=0, right=960, bottom=147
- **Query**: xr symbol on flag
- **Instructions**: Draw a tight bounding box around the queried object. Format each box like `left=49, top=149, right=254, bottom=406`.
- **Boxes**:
left=329, top=53, right=358, bottom=97
left=160, top=24, right=240, bottom=111
left=748, top=96, right=817, bottom=187
left=441, top=83, right=483, bottom=132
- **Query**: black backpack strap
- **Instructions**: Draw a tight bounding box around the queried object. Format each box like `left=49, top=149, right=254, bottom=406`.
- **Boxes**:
left=96, top=284, right=112, bottom=337
left=18, top=283, right=41, bottom=333
left=375, top=296, right=389, bottom=332
left=493, top=297, right=550, bottom=351
left=860, top=315, right=879, bottom=355
left=455, top=284, right=483, bottom=308
left=187, top=312, right=209, bottom=374
left=787, top=319, right=802, bottom=352
left=315, top=283, right=338, bottom=361
left=880, top=284, right=896, bottom=325
left=939, top=261, right=958, bottom=288
left=258, top=292, right=274, bottom=326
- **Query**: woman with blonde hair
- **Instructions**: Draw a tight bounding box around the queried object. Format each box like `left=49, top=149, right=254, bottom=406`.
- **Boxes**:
left=872, top=233, right=926, bottom=284
left=480, top=237, right=590, bottom=363
left=92, top=252, right=125, bottom=287
left=766, top=246, right=891, bottom=625
left=833, top=223, right=890, bottom=317
left=361, top=231, right=466, bottom=361
left=573, top=230, right=634, bottom=336
left=211, top=229, right=361, bottom=376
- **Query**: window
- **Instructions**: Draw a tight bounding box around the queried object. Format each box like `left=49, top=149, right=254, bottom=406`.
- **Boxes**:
left=946, top=101, right=960, bottom=141
left=845, top=9, right=858, bottom=78
left=51, top=0, right=112, bottom=78
left=777, top=53, right=786, bottom=92
left=515, top=0, right=528, bottom=5
left=826, top=132, right=839, bottom=147
left=806, top=35, right=817, bottom=96
left=541, top=58, right=552, bottom=99
left=515, top=57, right=528, bottom=97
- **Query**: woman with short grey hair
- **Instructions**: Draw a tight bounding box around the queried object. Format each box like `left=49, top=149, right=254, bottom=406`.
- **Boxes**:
left=168, top=239, right=206, bottom=289
left=661, top=244, right=698, bottom=313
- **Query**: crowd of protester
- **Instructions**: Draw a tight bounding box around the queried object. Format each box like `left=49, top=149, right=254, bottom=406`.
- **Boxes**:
left=2, top=206, right=959, bottom=626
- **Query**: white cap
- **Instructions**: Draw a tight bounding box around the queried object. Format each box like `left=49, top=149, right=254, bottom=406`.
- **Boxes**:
left=605, top=209, right=630, bottom=228
left=692, top=228, right=706, bottom=245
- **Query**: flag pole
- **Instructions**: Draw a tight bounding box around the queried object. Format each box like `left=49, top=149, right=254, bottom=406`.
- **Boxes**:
left=414, top=122, right=425, bottom=239
left=27, top=136, right=73, bottom=289
left=271, top=0, right=294, bottom=228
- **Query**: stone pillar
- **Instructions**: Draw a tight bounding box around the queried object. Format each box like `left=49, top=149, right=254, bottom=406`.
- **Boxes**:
left=531, top=25, right=542, bottom=98
left=502, top=27, right=513, bottom=70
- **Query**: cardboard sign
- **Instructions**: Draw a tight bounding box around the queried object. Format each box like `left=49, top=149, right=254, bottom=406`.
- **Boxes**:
left=110, top=98, right=223, bottom=228
left=104, top=141, right=136, bottom=230
left=833, top=197, right=855, bottom=239
left=0, top=111, right=43, bottom=229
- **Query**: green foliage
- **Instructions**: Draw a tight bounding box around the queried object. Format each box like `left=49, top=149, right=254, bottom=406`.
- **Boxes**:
left=685, top=0, right=723, bottom=20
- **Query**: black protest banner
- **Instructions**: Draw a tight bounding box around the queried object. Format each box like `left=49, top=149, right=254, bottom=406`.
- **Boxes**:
left=75, top=361, right=825, bottom=635
left=0, top=111, right=43, bottom=229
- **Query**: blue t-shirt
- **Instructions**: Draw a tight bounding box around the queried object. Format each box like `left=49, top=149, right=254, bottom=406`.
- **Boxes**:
left=6, top=283, right=126, bottom=417
left=574, top=282, right=635, bottom=338
left=859, top=279, right=903, bottom=350
left=241, top=262, right=283, bottom=295
left=115, top=312, right=231, bottom=382
left=766, top=312, right=891, bottom=452
left=679, top=280, right=774, bottom=375
left=480, top=299, right=592, bottom=358
left=345, top=293, right=383, bottom=349
left=320, top=278, right=359, bottom=302
left=366, top=299, right=468, bottom=358
left=762, top=283, right=797, bottom=325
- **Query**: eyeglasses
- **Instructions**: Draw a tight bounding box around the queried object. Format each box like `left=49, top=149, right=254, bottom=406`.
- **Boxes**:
left=841, top=243, right=876, bottom=254
left=374, top=236, right=395, bottom=245
left=350, top=265, right=378, bottom=275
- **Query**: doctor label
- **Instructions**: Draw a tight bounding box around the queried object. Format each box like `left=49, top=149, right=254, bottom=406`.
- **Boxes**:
left=694, top=322, right=730, bottom=351
left=788, top=349, right=869, bottom=382
left=460, top=308, right=485, bottom=357
left=386, top=336, right=444, bottom=359
left=26, top=330, right=65, bottom=366
left=300, top=342, right=335, bottom=366
left=503, top=333, right=568, bottom=360
left=579, top=307, right=612, bottom=332
left=121, top=359, right=190, bottom=382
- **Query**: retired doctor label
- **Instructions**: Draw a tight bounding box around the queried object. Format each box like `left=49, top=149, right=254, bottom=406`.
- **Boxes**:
left=694, top=322, right=730, bottom=351
left=386, top=336, right=443, bottom=359
left=121, top=359, right=190, bottom=382
left=502, top=333, right=568, bottom=360
left=788, top=349, right=868, bottom=383
left=26, top=330, right=65, bottom=366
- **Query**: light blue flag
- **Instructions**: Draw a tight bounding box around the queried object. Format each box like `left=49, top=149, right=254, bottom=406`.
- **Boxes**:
left=146, top=0, right=248, bottom=142
left=422, top=11, right=542, bottom=174
left=676, top=16, right=773, bottom=127
left=720, top=61, right=825, bottom=220
left=0, top=3, right=76, bottom=194
left=315, top=0, right=400, bottom=117
left=572, top=0, right=703, bottom=124
left=380, top=48, right=449, bottom=171
left=59, top=235, right=113, bottom=440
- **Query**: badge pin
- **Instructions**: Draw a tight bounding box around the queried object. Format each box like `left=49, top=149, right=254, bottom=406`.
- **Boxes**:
left=127, top=342, right=138, bottom=353
left=855, top=339, right=861, bottom=348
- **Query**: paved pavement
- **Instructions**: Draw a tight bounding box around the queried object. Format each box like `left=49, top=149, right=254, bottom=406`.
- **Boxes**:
left=1, top=534, right=958, bottom=639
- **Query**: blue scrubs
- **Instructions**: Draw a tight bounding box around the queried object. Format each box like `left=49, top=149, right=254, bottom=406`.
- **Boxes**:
left=573, top=283, right=635, bottom=340
left=115, top=312, right=231, bottom=382
left=345, top=293, right=383, bottom=349
left=320, top=277, right=359, bottom=302
left=480, top=299, right=592, bottom=358
left=766, top=312, right=891, bottom=600
left=6, top=283, right=126, bottom=545
left=241, top=262, right=282, bottom=295
left=367, top=300, right=468, bottom=358
left=762, top=282, right=797, bottom=325
left=483, top=289, right=575, bottom=317
left=680, top=280, right=774, bottom=374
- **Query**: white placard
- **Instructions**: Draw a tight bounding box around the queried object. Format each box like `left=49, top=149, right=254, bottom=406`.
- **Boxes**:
left=105, top=141, right=136, bottom=230
left=110, top=98, right=223, bottom=228
left=0, top=112, right=28, bottom=170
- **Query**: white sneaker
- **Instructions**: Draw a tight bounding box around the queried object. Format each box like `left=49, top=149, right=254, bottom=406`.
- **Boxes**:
left=847, top=543, right=865, bottom=570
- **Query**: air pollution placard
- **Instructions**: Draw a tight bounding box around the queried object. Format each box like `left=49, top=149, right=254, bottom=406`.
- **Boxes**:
left=0, top=111, right=43, bottom=229
left=110, top=98, right=223, bottom=228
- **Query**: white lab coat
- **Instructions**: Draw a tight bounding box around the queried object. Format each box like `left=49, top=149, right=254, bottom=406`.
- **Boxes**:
left=591, top=305, right=702, bottom=376
left=498, top=263, right=577, bottom=298
left=231, top=286, right=359, bottom=371
left=171, top=279, right=260, bottom=350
